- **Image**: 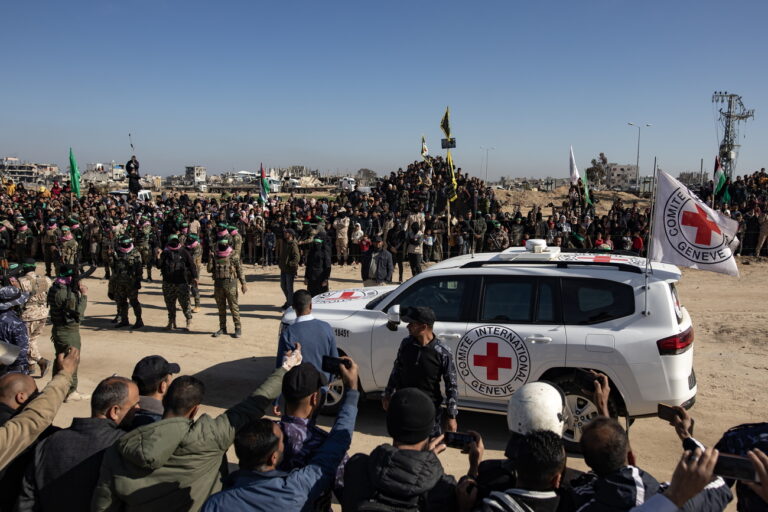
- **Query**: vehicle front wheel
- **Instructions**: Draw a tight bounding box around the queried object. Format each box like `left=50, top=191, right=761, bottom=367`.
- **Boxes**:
left=553, top=376, right=619, bottom=453
left=320, top=375, right=346, bottom=415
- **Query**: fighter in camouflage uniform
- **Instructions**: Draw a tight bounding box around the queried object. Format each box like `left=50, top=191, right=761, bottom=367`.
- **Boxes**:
left=136, top=216, right=154, bottom=282
left=110, top=235, right=144, bottom=329
left=184, top=234, right=203, bottom=311
left=100, top=223, right=115, bottom=279
left=207, top=238, right=247, bottom=338
left=14, top=220, right=32, bottom=262
left=156, top=234, right=197, bottom=331
left=15, top=259, right=51, bottom=378
left=58, top=226, right=79, bottom=274
left=47, top=264, right=89, bottom=401
left=229, top=224, right=243, bottom=263
left=41, top=219, right=60, bottom=277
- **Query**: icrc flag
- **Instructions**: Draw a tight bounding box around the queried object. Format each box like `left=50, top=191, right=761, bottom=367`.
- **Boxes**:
left=259, top=163, right=269, bottom=204
left=569, top=146, right=580, bottom=185
left=650, top=170, right=739, bottom=276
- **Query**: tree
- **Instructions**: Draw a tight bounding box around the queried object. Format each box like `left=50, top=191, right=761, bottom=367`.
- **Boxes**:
left=355, top=168, right=377, bottom=185
left=585, top=152, right=608, bottom=188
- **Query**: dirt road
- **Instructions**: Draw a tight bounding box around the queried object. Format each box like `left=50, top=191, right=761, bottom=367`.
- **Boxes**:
left=42, top=257, right=766, bottom=510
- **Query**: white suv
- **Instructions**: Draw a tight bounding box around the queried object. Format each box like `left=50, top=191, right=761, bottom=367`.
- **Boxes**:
left=281, top=241, right=696, bottom=447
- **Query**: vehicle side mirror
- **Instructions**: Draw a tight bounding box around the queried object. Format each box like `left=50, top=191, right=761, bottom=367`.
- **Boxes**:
left=386, top=305, right=400, bottom=331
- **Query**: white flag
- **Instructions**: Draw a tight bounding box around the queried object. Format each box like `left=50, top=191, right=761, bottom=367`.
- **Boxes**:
left=650, top=170, right=739, bottom=276
left=569, top=146, right=580, bottom=185
left=421, top=135, right=430, bottom=160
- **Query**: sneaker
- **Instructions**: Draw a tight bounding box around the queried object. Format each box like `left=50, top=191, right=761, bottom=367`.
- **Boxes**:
left=65, top=391, right=91, bottom=402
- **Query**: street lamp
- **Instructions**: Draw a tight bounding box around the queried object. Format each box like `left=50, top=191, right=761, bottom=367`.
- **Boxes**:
left=481, top=146, right=495, bottom=183
left=627, top=122, right=651, bottom=191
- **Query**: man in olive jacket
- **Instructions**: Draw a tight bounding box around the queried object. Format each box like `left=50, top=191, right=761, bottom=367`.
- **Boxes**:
left=91, top=345, right=304, bottom=512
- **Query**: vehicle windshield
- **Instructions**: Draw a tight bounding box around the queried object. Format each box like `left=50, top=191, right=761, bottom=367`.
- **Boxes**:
left=365, top=290, right=393, bottom=310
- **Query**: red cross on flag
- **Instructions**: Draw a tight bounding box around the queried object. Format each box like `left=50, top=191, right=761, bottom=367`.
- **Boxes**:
left=650, top=170, right=739, bottom=276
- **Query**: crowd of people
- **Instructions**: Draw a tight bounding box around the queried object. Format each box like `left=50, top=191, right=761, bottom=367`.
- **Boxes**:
left=2, top=295, right=768, bottom=511
left=0, top=157, right=767, bottom=511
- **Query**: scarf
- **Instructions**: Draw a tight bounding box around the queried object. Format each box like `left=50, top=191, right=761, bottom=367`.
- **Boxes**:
left=118, top=244, right=134, bottom=253
left=70, top=223, right=80, bottom=230
left=55, top=277, right=72, bottom=286
left=216, top=247, right=233, bottom=258
left=48, top=224, right=58, bottom=230
left=60, top=233, right=73, bottom=241
left=142, top=221, right=150, bottom=227
left=217, top=230, right=228, bottom=238
left=18, top=225, right=28, bottom=232
left=229, top=228, right=239, bottom=236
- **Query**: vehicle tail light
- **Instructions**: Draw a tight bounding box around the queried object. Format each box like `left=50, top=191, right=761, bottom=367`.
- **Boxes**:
left=657, top=327, right=694, bottom=355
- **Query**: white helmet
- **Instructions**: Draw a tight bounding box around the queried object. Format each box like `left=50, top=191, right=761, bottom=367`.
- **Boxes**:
left=506, top=382, right=566, bottom=436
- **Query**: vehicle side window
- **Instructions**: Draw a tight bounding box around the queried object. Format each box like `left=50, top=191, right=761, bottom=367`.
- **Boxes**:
left=391, top=277, right=468, bottom=322
left=480, top=279, right=534, bottom=323
left=562, top=278, right=634, bottom=325
left=536, top=280, right=556, bottom=323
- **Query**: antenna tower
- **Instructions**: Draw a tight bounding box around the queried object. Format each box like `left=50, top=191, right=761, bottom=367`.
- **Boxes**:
left=712, top=91, right=754, bottom=178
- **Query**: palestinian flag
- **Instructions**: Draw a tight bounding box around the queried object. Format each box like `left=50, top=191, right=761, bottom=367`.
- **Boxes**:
left=259, top=163, right=269, bottom=204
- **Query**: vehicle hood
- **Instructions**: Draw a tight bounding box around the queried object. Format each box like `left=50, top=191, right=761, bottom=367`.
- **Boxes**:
left=281, top=285, right=397, bottom=323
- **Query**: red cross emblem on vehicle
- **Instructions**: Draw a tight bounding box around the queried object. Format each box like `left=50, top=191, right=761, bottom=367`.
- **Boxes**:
left=473, top=342, right=512, bottom=380
left=681, top=204, right=722, bottom=245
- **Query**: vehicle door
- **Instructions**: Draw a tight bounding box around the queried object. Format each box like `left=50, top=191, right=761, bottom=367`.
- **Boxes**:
left=461, top=276, right=566, bottom=408
left=370, top=275, right=476, bottom=393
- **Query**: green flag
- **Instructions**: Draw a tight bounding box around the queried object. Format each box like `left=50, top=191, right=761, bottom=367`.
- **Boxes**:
left=583, top=172, right=593, bottom=206
left=69, top=147, right=81, bottom=198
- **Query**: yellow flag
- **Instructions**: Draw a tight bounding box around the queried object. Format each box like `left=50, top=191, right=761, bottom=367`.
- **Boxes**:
left=446, top=150, right=458, bottom=202
left=440, top=107, right=451, bottom=139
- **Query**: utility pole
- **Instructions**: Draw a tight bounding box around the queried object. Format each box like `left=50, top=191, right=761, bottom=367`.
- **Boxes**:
left=628, top=122, right=651, bottom=191
left=712, top=91, right=755, bottom=179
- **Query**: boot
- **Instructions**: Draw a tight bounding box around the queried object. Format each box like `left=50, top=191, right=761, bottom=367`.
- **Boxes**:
left=38, top=358, right=50, bottom=379
left=212, top=327, right=227, bottom=338
left=110, top=315, right=119, bottom=324
left=115, top=317, right=130, bottom=328
left=233, top=328, right=242, bottom=338
left=104, top=271, right=111, bottom=280
left=165, top=319, right=175, bottom=331
left=185, top=317, right=192, bottom=332
left=133, top=317, right=144, bottom=329
left=147, top=270, right=153, bottom=283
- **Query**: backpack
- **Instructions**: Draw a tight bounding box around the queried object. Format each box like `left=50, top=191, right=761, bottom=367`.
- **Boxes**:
left=356, top=491, right=420, bottom=512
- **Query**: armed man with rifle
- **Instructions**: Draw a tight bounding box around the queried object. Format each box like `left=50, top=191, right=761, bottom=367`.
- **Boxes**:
left=110, top=235, right=144, bottom=329
left=155, top=234, right=197, bottom=331
left=47, top=264, right=89, bottom=402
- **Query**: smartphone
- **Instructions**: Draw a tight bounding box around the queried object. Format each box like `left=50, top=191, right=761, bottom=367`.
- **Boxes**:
left=575, top=368, right=599, bottom=387
left=321, top=356, right=351, bottom=374
left=657, top=403, right=682, bottom=422
left=714, top=453, right=759, bottom=483
left=443, top=431, right=474, bottom=450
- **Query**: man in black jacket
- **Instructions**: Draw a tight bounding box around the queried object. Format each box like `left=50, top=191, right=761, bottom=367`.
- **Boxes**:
left=156, top=234, right=197, bottom=331
left=342, top=388, right=482, bottom=512
left=17, top=376, right=139, bottom=511
left=126, top=156, right=140, bottom=196
left=304, top=231, right=331, bottom=297
left=361, top=235, right=393, bottom=286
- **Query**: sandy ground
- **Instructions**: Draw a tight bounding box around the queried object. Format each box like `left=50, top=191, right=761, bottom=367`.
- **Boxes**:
left=38, top=255, right=767, bottom=510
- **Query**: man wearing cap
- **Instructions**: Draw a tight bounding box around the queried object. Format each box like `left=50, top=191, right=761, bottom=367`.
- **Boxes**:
left=0, top=286, right=32, bottom=375
left=383, top=306, right=459, bottom=435
left=278, top=229, right=300, bottom=309
left=156, top=234, right=197, bottom=331
left=110, top=235, right=144, bottom=329
left=277, top=363, right=349, bottom=508
left=16, top=259, right=52, bottom=378
left=131, top=355, right=180, bottom=428
left=200, top=356, right=359, bottom=512
left=47, top=264, right=89, bottom=401
left=343, top=387, right=482, bottom=511
left=360, top=235, right=393, bottom=287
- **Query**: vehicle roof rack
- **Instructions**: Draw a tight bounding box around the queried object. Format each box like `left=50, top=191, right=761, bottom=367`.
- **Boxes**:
left=558, top=248, right=640, bottom=257
left=459, top=259, right=643, bottom=274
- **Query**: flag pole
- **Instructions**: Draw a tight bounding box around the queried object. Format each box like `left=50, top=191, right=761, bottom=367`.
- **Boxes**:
left=642, top=156, right=658, bottom=316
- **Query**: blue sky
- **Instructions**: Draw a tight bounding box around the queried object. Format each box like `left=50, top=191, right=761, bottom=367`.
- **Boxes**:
left=2, top=0, right=766, bottom=179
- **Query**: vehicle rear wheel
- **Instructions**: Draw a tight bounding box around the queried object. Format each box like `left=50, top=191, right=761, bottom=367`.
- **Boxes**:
left=553, top=376, right=619, bottom=453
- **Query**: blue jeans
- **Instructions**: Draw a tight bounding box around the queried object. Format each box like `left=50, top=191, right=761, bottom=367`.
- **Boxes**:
left=280, top=272, right=295, bottom=304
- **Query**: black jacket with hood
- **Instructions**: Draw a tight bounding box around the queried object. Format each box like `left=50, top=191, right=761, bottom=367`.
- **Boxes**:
left=341, top=443, right=456, bottom=511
